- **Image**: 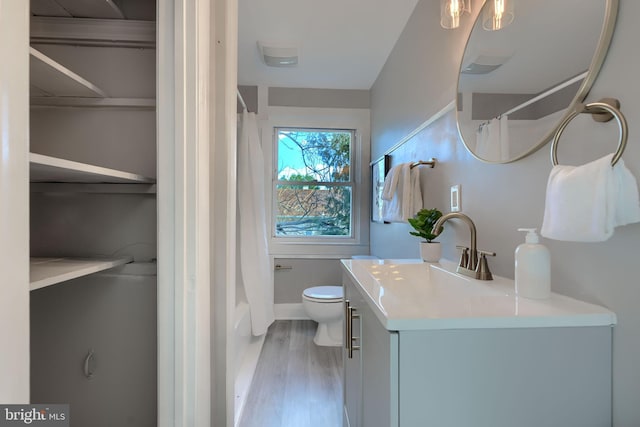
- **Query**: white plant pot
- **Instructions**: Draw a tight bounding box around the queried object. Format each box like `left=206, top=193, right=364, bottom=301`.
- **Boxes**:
left=420, top=241, right=441, bottom=263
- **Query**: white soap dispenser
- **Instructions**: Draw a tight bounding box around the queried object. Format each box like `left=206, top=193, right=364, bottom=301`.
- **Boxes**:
left=515, top=228, right=550, bottom=299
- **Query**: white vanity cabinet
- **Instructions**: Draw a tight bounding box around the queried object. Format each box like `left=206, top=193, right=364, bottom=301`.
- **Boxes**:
left=342, top=260, right=615, bottom=427
left=343, top=276, right=362, bottom=427
left=344, top=276, right=399, bottom=427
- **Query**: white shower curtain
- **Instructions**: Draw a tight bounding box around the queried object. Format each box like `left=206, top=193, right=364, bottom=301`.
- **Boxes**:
left=475, top=114, right=510, bottom=161
left=238, top=110, right=275, bottom=336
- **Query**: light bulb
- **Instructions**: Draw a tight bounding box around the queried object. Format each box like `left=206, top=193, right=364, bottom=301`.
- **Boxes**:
left=441, top=0, right=469, bottom=29
left=482, top=0, right=514, bottom=31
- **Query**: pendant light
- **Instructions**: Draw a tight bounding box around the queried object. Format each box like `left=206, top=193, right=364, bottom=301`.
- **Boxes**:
left=440, top=0, right=471, bottom=29
left=482, top=0, right=514, bottom=31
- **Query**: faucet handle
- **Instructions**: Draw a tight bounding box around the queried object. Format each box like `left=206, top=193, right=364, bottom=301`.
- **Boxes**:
left=475, top=250, right=495, bottom=281
left=478, top=250, right=496, bottom=257
left=456, top=245, right=469, bottom=269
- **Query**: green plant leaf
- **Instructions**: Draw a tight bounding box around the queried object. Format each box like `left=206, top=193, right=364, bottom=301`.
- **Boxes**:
left=407, top=208, right=443, bottom=242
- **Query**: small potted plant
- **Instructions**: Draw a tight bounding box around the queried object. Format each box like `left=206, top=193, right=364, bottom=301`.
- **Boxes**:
left=408, top=208, right=443, bottom=262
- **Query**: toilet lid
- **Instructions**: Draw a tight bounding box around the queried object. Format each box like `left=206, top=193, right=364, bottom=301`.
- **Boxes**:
left=303, top=286, right=343, bottom=302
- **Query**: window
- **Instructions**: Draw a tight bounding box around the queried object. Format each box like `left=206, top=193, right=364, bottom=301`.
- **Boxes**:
left=274, top=128, right=354, bottom=238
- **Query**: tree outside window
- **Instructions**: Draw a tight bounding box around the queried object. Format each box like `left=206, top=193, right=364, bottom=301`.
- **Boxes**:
left=275, top=128, right=354, bottom=237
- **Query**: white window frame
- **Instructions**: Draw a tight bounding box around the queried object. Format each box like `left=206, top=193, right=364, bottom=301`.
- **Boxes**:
left=273, top=127, right=356, bottom=239
left=263, top=106, right=370, bottom=258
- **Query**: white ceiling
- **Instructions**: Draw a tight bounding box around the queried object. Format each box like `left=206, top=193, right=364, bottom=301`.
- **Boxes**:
left=238, top=0, right=420, bottom=90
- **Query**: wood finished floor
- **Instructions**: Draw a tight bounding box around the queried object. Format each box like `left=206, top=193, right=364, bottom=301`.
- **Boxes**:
left=238, top=320, right=343, bottom=427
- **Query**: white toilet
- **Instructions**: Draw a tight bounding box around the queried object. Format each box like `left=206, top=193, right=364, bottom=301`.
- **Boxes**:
left=302, top=285, right=344, bottom=347
left=302, top=256, right=377, bottom=347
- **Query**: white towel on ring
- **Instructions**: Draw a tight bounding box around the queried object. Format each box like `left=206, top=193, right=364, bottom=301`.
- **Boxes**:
left=540, top=153, right=640, bottom=242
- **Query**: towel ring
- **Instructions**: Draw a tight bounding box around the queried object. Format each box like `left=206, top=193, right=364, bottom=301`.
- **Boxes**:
left=551, top=100, right=628, bottom=167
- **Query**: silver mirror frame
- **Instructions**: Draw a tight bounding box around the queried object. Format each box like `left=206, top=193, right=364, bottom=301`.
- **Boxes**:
left=455, top=0, right=619, bottom=164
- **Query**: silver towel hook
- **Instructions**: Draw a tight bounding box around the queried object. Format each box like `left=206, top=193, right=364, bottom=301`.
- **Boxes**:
left=83, top=348, right=95, bottom=379
left=551, top=98, right=628, bottom=167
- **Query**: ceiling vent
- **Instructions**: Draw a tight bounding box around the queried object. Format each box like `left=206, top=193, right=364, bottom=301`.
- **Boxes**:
left=461, top=54, right=511, bottom=75
left=257, top=42, right=299, bottom=67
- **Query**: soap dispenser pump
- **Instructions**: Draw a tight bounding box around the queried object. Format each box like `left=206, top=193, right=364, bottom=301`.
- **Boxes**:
left=515, top=228, right=550, bottom=299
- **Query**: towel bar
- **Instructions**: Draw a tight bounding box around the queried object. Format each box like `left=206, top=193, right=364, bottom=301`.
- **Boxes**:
left=409, top=158, right=437, bottom=169
left=551, top=99, right=628, bottom=167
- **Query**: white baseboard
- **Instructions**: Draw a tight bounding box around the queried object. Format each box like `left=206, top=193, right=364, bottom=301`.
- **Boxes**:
left=274, top=303, right=310, bottom=320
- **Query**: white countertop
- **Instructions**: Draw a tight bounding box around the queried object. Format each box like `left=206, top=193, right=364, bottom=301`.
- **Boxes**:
left=341, top=259, right=617, bottom=331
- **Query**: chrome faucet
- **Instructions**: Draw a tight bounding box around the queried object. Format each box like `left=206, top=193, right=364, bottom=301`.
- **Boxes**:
left=431, top=212, right=494, bottom=280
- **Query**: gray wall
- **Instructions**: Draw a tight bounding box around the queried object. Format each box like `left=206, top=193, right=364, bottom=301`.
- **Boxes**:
left=268, top=87, right=370, bottom=109
left=274, top=258, right=343, bottom=304
left=370, top=0, right=640, bottom=425
left=30, top=44, right=156, bottom=178
left=29, top=44, right=157, bottom=262
left=237, top=85, right=258, bottom=113
left=31, top=265, right=157, bottom=427
left=258, top=87, right=371, bottom=304
left=29, top=42, right=157, bottom=426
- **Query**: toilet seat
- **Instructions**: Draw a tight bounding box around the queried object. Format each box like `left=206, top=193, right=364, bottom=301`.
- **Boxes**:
left=302, top=285, right=343, bottom=303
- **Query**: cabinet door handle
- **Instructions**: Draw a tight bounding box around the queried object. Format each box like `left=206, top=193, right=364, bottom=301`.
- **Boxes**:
left=348, top=306, right=360, bottom=359
left=344, top=299, right=351, bottom=350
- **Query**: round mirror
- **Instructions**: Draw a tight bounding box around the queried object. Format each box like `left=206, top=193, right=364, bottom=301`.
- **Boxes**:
left=456, top=0, right=618, bottom=163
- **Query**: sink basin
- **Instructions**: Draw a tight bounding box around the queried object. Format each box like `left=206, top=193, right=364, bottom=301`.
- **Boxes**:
left=362, top=261, right=429, bottom=288
left=351, top=259, right=510, bottom=297
left=341, top=258, right=617, bottom=331
left=428, top=263, right=512, bottom=297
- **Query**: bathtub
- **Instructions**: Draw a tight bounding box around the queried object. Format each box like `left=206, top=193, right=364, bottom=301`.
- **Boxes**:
left=233, top=301, right=265, bottom=426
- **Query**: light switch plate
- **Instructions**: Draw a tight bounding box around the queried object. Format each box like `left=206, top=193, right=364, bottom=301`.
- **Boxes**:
left=451, top=184, right=461, bottom=212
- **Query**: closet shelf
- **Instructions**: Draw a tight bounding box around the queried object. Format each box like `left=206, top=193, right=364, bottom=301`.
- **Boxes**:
left=30, top=256, right=133, bottom=291
left=31, top=97, right=156, bottom=109
left=30, top=47, right=107, bottom=98
left=31, top=0, right=125, bottom=20
left=30, top=153, right=155, bottom=184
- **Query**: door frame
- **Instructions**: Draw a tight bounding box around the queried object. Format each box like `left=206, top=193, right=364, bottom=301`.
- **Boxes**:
left=157, top=0, right=238, bottom=425
left=157, top=0, right=212, bottom=425
left=0, top=0, right=30, bottom=404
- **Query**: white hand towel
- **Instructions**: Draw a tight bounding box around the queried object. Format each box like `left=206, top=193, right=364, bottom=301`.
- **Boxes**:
left=541, top=154, right=640, bottom=242
left=382, top=164, right=402, bottom=201
left=613, top=158, right=640, bottom=227
left=401, top=163, right=413, bottom=220
left=382, top=163, right=411, bottom=222
left=409, top=165, right=423, bottom=216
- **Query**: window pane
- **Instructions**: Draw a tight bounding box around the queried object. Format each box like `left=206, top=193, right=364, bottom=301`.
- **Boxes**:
left=277, top=130, right=351, bottom=183
left=275, top=184, right=352, bottom=236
